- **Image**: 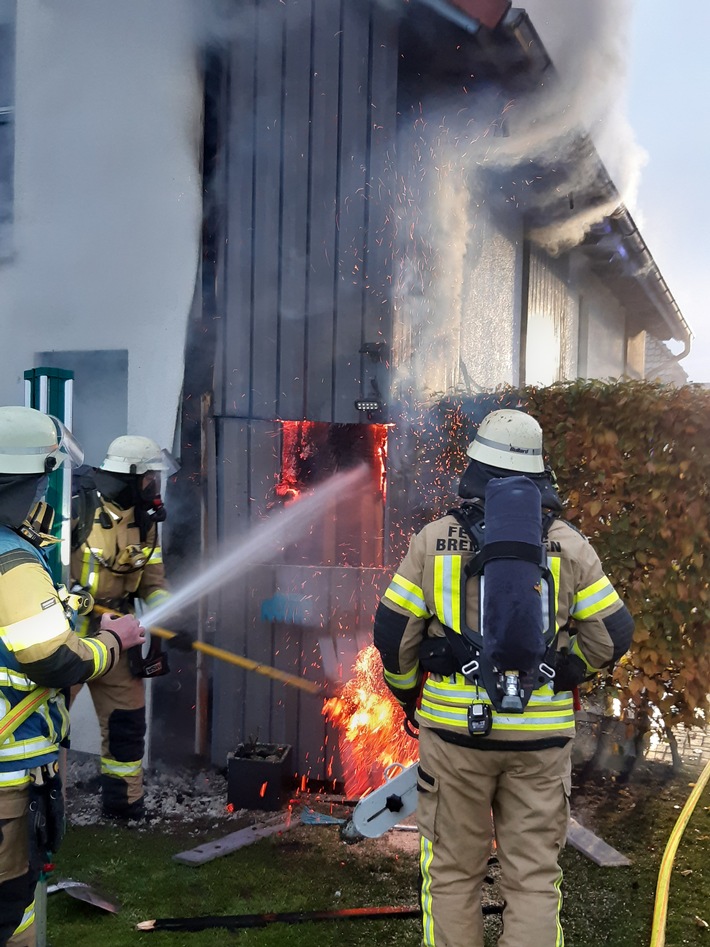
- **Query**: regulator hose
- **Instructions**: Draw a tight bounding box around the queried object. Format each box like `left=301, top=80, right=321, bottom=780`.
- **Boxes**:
left=649, top=755, right=710, bottom=947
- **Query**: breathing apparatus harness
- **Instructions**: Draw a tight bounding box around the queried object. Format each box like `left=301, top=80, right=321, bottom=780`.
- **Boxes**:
left=71, top=465, right=165, bottom=573
left=70, top=467, right=170, bottom=678
left=17, top=500, right=61, bottom=550
left=431, top=487, right=560, bottom=738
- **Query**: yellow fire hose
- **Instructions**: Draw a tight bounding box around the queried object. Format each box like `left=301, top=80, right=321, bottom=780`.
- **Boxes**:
left=92, top=603, right=322, bottom=696
left=649, top=755, right=710, bottom=947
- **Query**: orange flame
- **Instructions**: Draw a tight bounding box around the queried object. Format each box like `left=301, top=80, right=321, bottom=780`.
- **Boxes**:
left=323, top=644, right=418, bottom=798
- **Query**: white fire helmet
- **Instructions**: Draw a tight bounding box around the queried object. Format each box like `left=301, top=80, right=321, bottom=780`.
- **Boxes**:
left=467, top=408, right=545, bottom=474
left=0, top=406, right=84, bottom=474
left=101, top=435, right=178, bottom=476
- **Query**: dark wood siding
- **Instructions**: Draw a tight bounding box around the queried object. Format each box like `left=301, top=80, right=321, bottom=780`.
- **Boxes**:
left=218, top=0, right=398, bottom=425
left=209, top=0, right=399, bottom=780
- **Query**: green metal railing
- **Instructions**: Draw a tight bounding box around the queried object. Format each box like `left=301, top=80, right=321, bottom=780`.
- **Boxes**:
left=23, top=367, right=74, bottom=585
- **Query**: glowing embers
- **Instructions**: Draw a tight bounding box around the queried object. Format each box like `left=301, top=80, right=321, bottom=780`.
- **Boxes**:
left=276, top=420, right=388, bottom=567
left=323, top=644, right=418, bottom=799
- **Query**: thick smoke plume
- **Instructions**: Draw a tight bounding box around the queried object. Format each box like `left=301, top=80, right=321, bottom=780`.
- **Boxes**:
left=496, top=0, right=647, bottom=245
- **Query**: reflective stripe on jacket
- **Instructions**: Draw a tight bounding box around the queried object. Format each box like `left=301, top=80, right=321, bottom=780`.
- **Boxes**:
left=375, top=511, right=630, bottom=745
left=70, top=496, right=169, bottom=633
left=0, top=525, right=120, bottom=776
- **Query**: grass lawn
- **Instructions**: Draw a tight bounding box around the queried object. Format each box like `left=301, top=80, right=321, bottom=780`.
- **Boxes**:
left=46, top=760, right=710, bottom=947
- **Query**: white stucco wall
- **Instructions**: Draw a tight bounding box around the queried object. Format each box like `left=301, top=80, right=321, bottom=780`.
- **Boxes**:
left=0, top=0, right=202, bottom=453
left=0, top=0, right=203, bottom=756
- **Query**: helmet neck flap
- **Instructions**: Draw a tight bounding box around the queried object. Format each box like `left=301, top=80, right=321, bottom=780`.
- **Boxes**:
left=458, top=458, right=563, bottom=512
left=0, top=473, right=49, bottom=531
left=94, top=468, right=137, bottom=511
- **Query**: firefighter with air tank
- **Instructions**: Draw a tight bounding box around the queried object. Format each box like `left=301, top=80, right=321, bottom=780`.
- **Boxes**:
left=373, top=408, right=634, bottom=947
left=69, top=435, right=177, bottom=821
left=0, top=407, right=145, bottom=947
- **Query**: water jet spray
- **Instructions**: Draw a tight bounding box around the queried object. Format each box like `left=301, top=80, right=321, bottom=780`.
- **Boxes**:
left=93, top=466, right=369, bottom=694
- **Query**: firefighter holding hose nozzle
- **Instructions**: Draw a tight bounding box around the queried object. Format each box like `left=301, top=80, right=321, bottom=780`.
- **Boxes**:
left=373, top=408, right=634, bottom=947
left=0, top=407, right=145, bottom=947
left=69, top=434, right=179, bottom=822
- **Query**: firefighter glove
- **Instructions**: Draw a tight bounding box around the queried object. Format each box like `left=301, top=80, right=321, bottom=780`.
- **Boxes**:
left=401, top=700, right=419, bottom=730
left=553, top=652, right=588, bottom=693
left=166, top=631, right=195, bottom=653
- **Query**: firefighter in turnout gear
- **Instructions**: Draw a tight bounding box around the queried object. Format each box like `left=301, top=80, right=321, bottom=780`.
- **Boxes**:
left=69, top=435, right=176, bottom=821
left=373, top=409, right=634, bottom=947
left=0, top=406, right=145, bottom=947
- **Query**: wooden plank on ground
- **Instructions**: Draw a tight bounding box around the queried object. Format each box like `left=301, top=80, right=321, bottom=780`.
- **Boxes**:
left=173, top=814, right=300, bottom=866
left=567, top=817, right=632, bottom=867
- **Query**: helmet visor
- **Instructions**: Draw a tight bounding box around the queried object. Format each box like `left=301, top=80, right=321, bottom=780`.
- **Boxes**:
left=159, top=449, right=180, bottom=477
left=141, top=448, right=180, bottom=477
left=49, top=418, right=84, bottom=468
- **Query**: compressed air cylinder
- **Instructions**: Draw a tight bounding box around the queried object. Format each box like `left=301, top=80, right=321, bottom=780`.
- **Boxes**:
left=481, top=475, right=546, bottom=673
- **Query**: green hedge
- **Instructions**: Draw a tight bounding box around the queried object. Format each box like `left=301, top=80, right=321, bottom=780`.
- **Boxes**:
left=405, top=380, right=710, bottom=735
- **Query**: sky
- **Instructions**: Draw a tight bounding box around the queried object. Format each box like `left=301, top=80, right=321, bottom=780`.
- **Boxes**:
left=517, top=0, right=710, bottom=383
left=626, top=1, right=710, bottom=383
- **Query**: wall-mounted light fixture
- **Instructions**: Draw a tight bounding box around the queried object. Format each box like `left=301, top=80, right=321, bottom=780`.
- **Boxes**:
left=355, top=378, right=386, bottom=421
left=355, top=399, right=385, bottom=413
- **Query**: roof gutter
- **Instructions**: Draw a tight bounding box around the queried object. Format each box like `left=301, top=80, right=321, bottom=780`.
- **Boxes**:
left=610, top=205, right=692, bottom=361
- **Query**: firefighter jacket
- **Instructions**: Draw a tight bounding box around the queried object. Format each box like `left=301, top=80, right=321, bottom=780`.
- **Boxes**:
left=0, top=525, right=123, bottom=787
left=374, top=510, right=634, bottom=749
left=70, top=496, right=169, bottom=633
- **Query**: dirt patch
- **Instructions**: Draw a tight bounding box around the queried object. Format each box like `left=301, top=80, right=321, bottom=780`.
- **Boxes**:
left=64, top=751, right=255, bottom=834
left=64, top=749, right=687, bottom=857
left=570, top=756, right=685, bottom=831
left=63, top=751, right=421, bottom=851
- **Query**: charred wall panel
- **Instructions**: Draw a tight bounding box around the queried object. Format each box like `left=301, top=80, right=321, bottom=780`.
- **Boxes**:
left=250, top=8, right=284, bottom=419
left=211, top=0, right=399, bottom=779
left=240, top=421, right=281, bottom=741
left=333, top=1, right=370, bottom=420
left=210, top=419, right=251, bottom=764
left=220, top=3, right=256, bottom=419
left=219, top=0, right=397, bottom=424
left=278, top=0, right=312, bottom=420
left=210, top=417, right=391, bottom=779
left=361, top=5, right=399, bottom=430
left=270, top=565, right=317, bottom=765
left=304, top=0, right=341, bottom=421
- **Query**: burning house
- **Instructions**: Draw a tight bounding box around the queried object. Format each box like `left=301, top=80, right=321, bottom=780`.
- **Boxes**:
left=0, top=0, right=692, bottom=791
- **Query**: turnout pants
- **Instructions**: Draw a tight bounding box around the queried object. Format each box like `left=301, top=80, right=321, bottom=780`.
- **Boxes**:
left=417, top=728, right=572, bottom=947
left=0, top=788, right=36, bottom=947
left=77, top=651, right=146, bottom=817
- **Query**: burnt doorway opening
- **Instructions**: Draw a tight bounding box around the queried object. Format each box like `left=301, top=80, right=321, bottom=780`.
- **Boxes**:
left=276, top=421, right=387, bottom=568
